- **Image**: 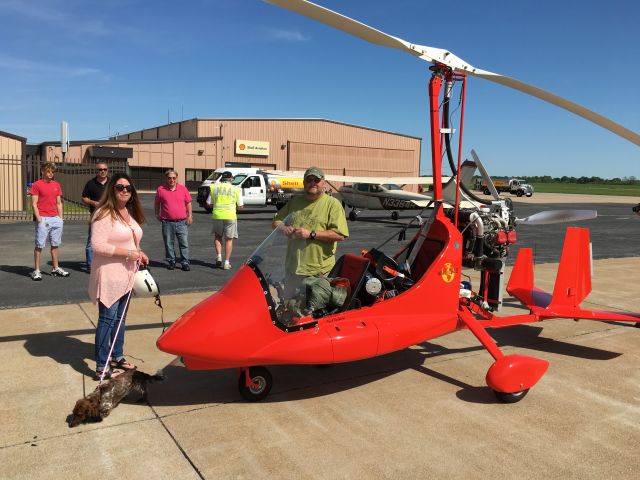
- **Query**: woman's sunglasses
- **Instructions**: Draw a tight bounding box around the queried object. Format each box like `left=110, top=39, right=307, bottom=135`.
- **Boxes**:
left=114, top=184, right=133, bottom=192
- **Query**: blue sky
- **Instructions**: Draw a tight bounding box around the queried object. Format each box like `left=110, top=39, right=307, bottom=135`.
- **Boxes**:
left=1, top=0, right=638, bottom=178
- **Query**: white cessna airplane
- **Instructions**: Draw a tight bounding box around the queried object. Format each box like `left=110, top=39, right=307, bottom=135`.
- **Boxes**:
left=326, top=160, right=478, bottom=221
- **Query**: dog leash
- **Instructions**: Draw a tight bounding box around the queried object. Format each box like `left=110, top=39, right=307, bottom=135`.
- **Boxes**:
left=155, top=294, right=167, bottom=332
left=98, top=259, right=141, bottom=385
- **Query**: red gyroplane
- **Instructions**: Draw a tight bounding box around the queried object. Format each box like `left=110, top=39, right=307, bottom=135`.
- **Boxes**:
left=157, top=0, right=640, bottom=402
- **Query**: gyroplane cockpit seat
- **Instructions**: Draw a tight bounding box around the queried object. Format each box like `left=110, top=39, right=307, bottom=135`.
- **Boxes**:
left=408, top=238, right=445, bottom=282
left=328, top=253, right=371, bottom=310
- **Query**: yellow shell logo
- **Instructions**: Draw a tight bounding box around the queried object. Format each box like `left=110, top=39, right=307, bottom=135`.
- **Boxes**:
left=440, top=262, right=456, bottom=283
left=239, top=143, right=246, bottom=150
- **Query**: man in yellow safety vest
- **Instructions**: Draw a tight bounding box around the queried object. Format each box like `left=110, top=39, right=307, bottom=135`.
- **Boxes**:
left=206, top=171, right=243, bottom=269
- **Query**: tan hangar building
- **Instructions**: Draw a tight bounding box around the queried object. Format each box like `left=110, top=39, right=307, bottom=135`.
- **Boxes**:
left=30, top=118, right=422, bottom=191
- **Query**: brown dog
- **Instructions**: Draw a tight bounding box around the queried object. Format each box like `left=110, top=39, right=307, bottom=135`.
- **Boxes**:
left=69, top=369, right=163, bottom=427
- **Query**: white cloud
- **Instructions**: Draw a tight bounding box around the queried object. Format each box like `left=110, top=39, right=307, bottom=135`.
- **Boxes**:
left=0, top=54, right=102, bottom=78
left=0, top=0, right=110, bottom=37
left=0, top=0, right=66, bottom=22
left=269, top=29, right=310, bottom=42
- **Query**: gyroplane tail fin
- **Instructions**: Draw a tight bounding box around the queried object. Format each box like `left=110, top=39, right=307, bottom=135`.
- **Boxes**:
left=507, top=227, right=591, bottom=312
left=506, top=227, right=640, bottom=323
left=548, top=227, right=592, bottom=309
left=506, top=246, right=551, bottom=309
left=507, top=227, right=591, bottom=311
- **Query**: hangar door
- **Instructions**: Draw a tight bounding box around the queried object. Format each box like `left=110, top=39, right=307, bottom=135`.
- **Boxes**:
left=288, top=142, right=419, bottom=191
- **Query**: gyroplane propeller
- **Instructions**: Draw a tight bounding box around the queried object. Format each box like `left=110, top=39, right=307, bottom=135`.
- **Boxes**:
left=156, top=0, right=640, bottom=403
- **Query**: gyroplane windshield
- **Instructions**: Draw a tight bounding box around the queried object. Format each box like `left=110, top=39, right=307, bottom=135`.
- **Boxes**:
left=246, top=213, right=421, bottom=331
left=247, top=213, right=332, bottom=329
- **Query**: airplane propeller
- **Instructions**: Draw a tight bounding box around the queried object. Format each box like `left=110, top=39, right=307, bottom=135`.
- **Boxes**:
left=515, top=210, right=597, bottom=226
left=265, top=0, right=639, bottom=146
left=470, top=149, right=500, bottom=202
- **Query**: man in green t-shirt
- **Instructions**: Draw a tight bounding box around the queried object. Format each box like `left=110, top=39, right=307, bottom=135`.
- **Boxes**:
left=272, top=166, right=349, bottom=280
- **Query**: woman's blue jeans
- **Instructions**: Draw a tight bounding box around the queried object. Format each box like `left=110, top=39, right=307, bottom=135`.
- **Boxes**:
left=95, top=293, right=130, bottom=371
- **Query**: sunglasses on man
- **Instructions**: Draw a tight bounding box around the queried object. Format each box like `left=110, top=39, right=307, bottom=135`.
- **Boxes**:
left=97, top=168, right=108, bottom=172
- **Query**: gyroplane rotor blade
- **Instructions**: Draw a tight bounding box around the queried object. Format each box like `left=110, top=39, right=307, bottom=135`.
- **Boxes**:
left=515, top=210, right=597, bottom=226
left=469, top=71, right=640, bottom=146
left=470, top=149, right=500, bottom=201
left=264, top=0, right=640, bottom=146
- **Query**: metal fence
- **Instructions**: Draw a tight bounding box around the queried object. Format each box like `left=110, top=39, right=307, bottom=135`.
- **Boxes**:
left=0, top=156, right=127, bottom=221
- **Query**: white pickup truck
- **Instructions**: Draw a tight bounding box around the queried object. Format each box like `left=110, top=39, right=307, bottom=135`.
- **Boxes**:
left=196, top=168, right=260, bottom=212
left=196, top=168, right=304, bottom=212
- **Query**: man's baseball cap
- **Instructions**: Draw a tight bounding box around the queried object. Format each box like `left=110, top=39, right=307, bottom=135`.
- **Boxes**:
left=221, top=171, right=233, bottom=179
left=304, top=166, right=325, bottom=179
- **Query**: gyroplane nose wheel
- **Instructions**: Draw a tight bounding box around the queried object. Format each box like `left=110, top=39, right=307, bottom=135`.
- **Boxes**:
left=238, top=366, right=273, bottom=402
left=391, top=211, right=399, bottom=220
left=493, top=388, right=529, bottom=403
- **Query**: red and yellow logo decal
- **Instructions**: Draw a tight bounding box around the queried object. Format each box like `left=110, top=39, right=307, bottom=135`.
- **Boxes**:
left=239, top=143, right=246, bottom=150
left=440, top=262, right=456, bottom=283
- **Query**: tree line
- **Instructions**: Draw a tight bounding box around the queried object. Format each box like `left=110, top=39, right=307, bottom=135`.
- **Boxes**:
left=470, top=175, right=639, bottom=185
left=519, top=175, right=638, bottom=185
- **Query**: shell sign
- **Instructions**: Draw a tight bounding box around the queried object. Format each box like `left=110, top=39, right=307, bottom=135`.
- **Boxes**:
left=235, top=139, right=270, bottom=156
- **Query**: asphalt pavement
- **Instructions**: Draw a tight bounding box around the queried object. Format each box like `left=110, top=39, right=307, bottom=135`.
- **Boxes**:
left=0, top=193, right=639, bottom=309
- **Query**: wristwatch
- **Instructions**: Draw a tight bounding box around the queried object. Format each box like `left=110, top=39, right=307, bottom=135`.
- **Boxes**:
left=309, top=230, right=317, bottom=240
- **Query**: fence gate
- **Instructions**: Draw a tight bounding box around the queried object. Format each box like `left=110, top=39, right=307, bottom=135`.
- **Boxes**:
left=0, top=156, right=127, bottom=221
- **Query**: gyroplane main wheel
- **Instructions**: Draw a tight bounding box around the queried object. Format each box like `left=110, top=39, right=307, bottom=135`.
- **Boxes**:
left=348, top=210, right=357, bottom=221
left=238, top=366, right=273, bottom=402
left=516, top=190, right=523, bottom=197
left=493, top=388, right=529, bottom=404
left=391, top=211, right=399, bottom=220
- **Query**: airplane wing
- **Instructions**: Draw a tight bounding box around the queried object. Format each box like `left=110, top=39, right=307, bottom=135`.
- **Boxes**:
left=325, top=174, right=445, bottom=185
left=263, top=170, right=448, bottom=185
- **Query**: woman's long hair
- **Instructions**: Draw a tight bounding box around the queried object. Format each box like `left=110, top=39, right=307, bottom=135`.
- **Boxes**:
left=92, top=173, right=145, bottom=225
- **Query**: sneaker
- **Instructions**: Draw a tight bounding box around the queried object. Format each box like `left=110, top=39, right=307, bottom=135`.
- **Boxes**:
left=181, top=264, right=190, bottom=271
left=31, top=270, right=42, bottom=281
left=167, top=262, right=175, bottom=270
left=215, top=257, right=222, bottom=268
left=223, top=261, right=231, bottom=270
left=51, top=267, right=70, bottom=277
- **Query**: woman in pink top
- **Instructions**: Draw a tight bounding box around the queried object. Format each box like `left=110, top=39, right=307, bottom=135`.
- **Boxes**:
left=89, top=173, right=149, bottom=379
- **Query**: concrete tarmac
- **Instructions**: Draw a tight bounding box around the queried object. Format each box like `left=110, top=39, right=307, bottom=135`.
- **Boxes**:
left=1, top=258, right=639, bottom=479
left=1, top=193, right=639, bottom=479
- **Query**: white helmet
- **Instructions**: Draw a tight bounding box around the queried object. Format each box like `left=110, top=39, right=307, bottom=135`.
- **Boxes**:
left=133, top=266, right=160, bottom=297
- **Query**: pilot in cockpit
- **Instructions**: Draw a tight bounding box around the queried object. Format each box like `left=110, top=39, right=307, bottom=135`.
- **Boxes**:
left=271, top=166, right=349, bottom=288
